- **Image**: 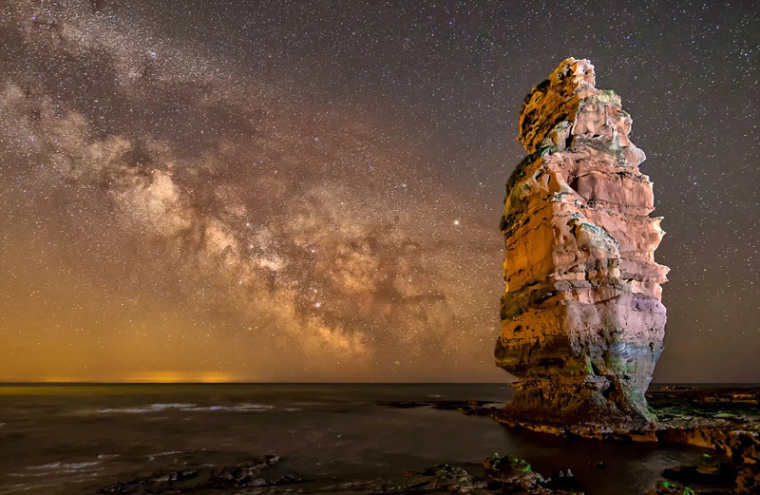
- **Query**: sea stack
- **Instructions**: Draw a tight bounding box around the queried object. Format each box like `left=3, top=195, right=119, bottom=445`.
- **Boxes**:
left=495, top=58, right=668, bottom=431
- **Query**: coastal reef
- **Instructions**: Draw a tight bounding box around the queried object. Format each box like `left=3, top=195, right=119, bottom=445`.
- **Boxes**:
left=98, top=452, right=586, bottom=494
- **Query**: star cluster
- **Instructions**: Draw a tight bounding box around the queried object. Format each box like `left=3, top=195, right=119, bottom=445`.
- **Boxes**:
left=0, top=0, right=757, bottom=382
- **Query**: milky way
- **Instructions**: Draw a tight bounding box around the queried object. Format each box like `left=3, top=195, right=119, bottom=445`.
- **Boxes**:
left=0, top=1, right=758, bottom=382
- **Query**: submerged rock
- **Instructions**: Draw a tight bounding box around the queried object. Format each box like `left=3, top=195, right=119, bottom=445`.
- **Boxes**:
left=376, top=398, right=502, bottom=416
left=360, top=454, right=584, bottom=494
left=495, top=58, right=668, bottom=431
left=650, top=453, right=760, bottom=495
left=96, top=454, right=299, bottom=494
left=98, top=453, right=583, bottom=494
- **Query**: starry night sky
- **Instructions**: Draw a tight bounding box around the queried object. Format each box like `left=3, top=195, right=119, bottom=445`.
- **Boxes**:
left=0, top=0, right=757, bottom=382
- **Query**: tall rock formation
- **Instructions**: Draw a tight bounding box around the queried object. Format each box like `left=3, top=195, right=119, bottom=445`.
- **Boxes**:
left=495, top=58, right=668, bottom=431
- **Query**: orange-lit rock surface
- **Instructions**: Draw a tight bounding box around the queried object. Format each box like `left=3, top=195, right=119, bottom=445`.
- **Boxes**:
left=495, top=58, right=669, bottom=430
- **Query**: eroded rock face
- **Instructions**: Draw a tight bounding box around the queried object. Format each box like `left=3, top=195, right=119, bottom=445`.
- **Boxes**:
left=495, top=58, right=668, bottom=430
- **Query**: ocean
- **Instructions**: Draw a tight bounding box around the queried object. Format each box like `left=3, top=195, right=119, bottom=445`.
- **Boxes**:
left=0, top=383, right=704, bottom=494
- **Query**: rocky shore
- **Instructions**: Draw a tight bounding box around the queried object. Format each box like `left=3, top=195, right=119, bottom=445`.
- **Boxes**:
left=96, top=386, right=758, bottom=494
left=98, top=452, right=586, bottom=494
left=490, top=385, right=759, bottom=494
left=377, top=385, right=759, bottom=494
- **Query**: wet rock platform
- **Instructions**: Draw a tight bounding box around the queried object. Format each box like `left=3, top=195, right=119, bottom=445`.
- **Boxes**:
left=491, top=385, right=760, bottom=494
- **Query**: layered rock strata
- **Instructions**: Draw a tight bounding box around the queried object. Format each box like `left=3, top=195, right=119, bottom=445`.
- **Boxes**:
left=495, top=58, right=668, bottom=430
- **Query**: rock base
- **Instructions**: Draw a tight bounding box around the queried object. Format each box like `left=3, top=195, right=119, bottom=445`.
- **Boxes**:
left=491, top=385, right=760, bottom=494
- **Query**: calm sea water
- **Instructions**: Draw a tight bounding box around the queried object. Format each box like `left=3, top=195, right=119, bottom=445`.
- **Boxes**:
left=0, top=383, right=704, bottom=494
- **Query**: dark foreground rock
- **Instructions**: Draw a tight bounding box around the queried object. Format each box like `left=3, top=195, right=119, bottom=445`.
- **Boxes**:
left=647, top=456, right=760, bottom=495
left=349, top=455, right=585, bottom=494
left=97, top=454, right=303, bottom=494
left=98, top=452, right=584, bottom=494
